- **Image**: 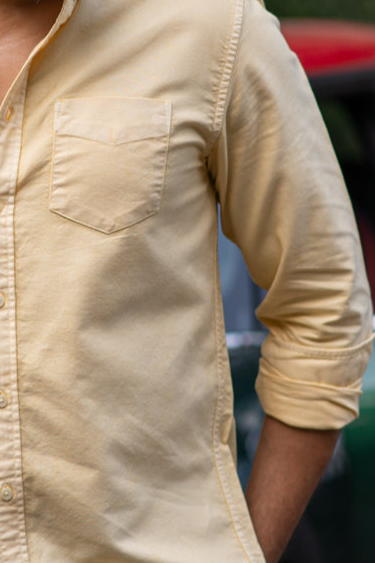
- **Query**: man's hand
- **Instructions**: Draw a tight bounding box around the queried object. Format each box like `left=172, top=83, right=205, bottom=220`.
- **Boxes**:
left=245, top=415, right=340, bottom=563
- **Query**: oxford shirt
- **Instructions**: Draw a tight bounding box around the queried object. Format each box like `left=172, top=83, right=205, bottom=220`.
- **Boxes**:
left=0, top=0, right=373, bottom=562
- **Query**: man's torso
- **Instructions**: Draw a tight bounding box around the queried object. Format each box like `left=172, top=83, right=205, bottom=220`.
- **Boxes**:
left=0, top=1, right=263, bottom=562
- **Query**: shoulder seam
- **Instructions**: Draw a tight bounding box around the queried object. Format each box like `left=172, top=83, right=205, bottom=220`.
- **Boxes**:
left=205, top=0, right=244, bottom=157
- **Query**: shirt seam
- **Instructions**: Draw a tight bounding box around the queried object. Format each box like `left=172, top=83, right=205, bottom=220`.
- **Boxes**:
left=204, top=0, right=244, bottom=158
left=267, top=331, right=375, bottom=359
left=212, top=213, right=254, bottom=562
left=210, top=2, right=265, bottom=558
left=258, top=363, right=363, bottom=393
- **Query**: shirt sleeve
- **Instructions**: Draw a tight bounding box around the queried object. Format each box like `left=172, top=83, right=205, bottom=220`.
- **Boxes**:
left=207, top=0, right=375, bottom=430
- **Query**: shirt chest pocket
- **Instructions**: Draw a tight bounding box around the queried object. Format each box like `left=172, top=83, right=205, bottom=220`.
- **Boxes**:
left=49, top=97, right=171, bottom=234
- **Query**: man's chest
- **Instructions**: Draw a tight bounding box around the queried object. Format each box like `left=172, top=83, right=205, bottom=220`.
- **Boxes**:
left=0, top=41, right=33, bottom=106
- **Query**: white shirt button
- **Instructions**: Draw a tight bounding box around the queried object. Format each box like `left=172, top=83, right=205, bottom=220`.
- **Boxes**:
left=0, top=293, right=5, bottom=308
left=0, top=392, right=9, bottom=409
left=1, top=484, right=14, bottom=502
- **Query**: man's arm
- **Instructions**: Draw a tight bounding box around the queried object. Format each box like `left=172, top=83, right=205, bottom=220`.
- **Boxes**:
left=207, top=2, right=373, bottom=557
left=245, top=415, right=340, bottom=563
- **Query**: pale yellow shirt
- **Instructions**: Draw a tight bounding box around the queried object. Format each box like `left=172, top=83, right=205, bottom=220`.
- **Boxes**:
left=0, top=0, right=373, bottom=562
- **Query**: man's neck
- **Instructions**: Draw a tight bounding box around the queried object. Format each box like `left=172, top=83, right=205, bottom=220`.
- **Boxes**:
left=0, top=0, right=64, bottom=15
left=0, top=0, right=60, bottom=7
left=0, top=0, right=64, bottom=105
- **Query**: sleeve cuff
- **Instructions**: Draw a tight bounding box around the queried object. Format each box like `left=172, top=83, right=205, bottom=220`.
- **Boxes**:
left=255, top=332, right=375, bottom=430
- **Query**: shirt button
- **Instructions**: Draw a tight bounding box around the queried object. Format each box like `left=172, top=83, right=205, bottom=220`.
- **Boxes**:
left=0, top=392, right=9, bottom=409
left=1, top=484, right=14, bottom=502
left=0, top=293, right=5, bottom=308
left=6, top=107, right=12, bottom=122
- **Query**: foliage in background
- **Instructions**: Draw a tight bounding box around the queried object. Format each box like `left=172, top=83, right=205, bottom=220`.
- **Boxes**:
left=265, top=0, right=375, bottom=22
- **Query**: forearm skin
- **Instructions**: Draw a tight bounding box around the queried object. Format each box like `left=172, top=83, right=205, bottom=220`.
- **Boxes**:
left=245, top=415, right=340, bottom=563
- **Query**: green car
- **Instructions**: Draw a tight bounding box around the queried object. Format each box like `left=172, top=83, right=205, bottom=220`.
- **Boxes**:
left=220, top=18, right=375, bottom=563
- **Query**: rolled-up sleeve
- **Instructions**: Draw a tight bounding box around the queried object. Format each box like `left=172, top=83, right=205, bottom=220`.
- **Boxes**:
left=207, top=0, right=374, bottom=429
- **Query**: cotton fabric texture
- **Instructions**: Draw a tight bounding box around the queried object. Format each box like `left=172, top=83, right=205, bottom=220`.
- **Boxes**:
left=0, top=0, right=373, bottom=561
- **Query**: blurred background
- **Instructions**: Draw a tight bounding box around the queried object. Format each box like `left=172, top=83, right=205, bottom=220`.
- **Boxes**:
left=218, top=1, right=375, bottom=562
left=266, top=0, right=375, bottom=22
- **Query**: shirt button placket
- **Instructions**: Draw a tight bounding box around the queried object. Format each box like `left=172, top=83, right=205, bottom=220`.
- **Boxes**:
left=0, top=291, right=8, bottom=414
left=0, top=85, right=30, bottom=562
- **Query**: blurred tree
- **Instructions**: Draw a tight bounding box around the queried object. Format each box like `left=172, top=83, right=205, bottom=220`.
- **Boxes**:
left=265, top=0, right=375, bottom=22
